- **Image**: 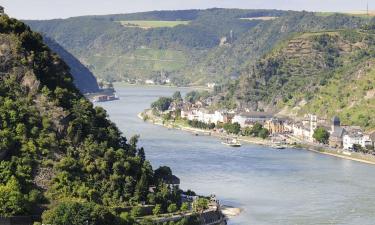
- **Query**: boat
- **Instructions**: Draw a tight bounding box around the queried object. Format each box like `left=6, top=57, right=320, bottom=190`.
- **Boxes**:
left=273, top=144, right=285, bottom=149
left=221, top=138, right=241, bottom=147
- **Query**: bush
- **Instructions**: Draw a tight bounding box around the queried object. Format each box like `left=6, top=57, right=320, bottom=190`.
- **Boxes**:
left=167, top=203, right=178, bottom=213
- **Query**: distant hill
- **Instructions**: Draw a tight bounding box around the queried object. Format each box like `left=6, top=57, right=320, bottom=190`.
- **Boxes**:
left=24, top=9, right=286, bottom=84
left=25, top=9, right=372, bottom=86
left=43, top=36, right=100, bottom=93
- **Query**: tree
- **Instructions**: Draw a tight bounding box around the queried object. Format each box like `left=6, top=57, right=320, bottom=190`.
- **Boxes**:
left=258, top=128, right=270, bottom=139
left=313, top=127, right=330, bottom=144
left=194, top=198, right=209, bottom=212
left=223, top=122, right=241, bottom=134
left=151, top=97, right=173, bottom=111
left=153, top=204, right=162, bottom=215
left=42, top=201, right=117, bottom=225
left=172, top=91, right=182, bottom=102
left=180, top=202, right=189, bottom=212
left=130, top=206, right=142, bottom=218
left=167, top=203, right=178, bottom=213
left=0, top=176, right=26, bottom=216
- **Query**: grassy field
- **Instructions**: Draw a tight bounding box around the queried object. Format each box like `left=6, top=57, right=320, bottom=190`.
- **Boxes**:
left=118, top=20, right=190, bottom=29
left=316, top=11, right=375, bottom=18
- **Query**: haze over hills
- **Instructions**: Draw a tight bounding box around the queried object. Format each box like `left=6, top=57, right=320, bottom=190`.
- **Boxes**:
left=25, top=9, right=372, bottom=86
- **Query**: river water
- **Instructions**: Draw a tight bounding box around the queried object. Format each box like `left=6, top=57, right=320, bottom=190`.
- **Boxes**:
left=96, top=85, right=375, bottom=225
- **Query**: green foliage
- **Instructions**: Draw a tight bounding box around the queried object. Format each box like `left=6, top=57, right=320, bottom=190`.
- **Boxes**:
left=153, top=204, right=162, bottom=215
left=0, top=177, right=26, bottom=216
left=313, top=127, right=330, bottom=144
left=180, top=202, right=189, bottom=212
left=151, top=97, right=173, bottom=111
left=130, top=206, right=142, bottom=218
left=0, top=16, right=184, bottom=221
left=184, top=91, right=210, bottom=103
left=42, top=201, right=119, bottom=225
left=223, top=122, right=241, bottom=135
left=172, top=91, right=182, bottom=102
left=243, top=123, right=269, bottom=139
left=187, top=120, right=215, bottom=130
left=194, top=198, right=209, bottom=212
left=167, top=203, right=178, bottom=213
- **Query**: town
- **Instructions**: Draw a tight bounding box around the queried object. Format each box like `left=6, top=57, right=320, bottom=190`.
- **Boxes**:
left=146, top=91, right=375, bottom=158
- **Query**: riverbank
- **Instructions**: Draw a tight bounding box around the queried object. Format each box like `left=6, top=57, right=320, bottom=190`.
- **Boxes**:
left=114, top=82, right=211, bottom=91
left=139, top=110, right=375, bottom=166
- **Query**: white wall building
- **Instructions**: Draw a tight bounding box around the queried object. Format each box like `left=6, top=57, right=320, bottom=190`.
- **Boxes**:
left=145, top=79, right=155, bottom=85
left=343, top=133, right=373, bottom=150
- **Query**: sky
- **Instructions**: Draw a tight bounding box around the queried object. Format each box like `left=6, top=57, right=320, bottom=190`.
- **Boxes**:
left=1, top=0, right=374, bottom=20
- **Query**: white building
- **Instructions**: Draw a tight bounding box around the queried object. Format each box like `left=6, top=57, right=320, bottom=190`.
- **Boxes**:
left=145, top=80, right=155, bottom=85
left=343, top=133, right=373, bottom=150
left=207, top=83, right=216, bottom=88
left=232, top=112, right=272, bottom=127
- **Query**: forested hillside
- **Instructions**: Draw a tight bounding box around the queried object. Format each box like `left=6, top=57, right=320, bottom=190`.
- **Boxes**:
left=0, top=15, right=188, bottom=224
left=25, top=9, right=370, bottom=85
left=43, top=36, right=100, bottom=93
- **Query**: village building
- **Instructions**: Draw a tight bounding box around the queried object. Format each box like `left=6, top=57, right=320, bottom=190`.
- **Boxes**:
left=232, top=112, right=273, bottom=127
left=329, top=116, right=345, bottom=148
left=145, top=79, right=155, bottom=85
left=343, top=132, right=373, bottom=150
left=264, top=118, right=286, bottom=134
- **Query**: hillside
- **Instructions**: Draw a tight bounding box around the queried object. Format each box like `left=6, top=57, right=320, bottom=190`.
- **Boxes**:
left=25, top=9, right=285, bottom=84
left=25, top=9, right=371, bottom=85
left=0, top=15, right=187, bottom=224
left=43, top=36, right=100, bottom=93
left=213, top=27, right=375, bottom=130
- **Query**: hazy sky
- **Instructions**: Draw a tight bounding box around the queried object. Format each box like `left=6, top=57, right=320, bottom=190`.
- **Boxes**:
left=1, top=0, right=373, bottom=20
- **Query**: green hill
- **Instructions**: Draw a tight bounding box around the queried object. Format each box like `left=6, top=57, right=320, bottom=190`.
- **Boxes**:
left=25, top=9, right=371, bottom=85
left=0, top=15, right=187, bottom=224
left=213, top=27, right=375, bottom=130
left=43, top=36, right=100, bottom=93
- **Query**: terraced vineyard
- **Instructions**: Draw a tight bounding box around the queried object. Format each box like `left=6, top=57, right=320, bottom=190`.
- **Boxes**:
left=118, top=20, right=190, bottom=29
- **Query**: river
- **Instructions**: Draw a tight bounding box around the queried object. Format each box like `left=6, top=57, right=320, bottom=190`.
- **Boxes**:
left=96, top=85, right=375, bottom=225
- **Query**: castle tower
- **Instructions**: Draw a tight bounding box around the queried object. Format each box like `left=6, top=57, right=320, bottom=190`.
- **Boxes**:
left=310, top=114, right=317, bottom=134
left=331, top=116, right=341, bottom=132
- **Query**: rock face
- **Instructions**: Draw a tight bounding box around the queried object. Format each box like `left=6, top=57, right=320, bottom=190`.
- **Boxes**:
left=43, top=36, right=100, bottom=93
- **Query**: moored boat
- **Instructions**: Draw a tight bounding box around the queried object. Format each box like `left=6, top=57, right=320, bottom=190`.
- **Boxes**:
left=221, top=138, right=241, bottom=147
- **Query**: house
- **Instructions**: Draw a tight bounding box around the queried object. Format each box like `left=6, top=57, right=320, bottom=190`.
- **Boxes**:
left=343, top=132, right=373, bottom=150
left=329, top=116, right=345, bottom=148
left=232, top=112, right=272, bottom=127
left=291, top=122, right=311, bottom=141
left=264, top=118, right=286, bottom=134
